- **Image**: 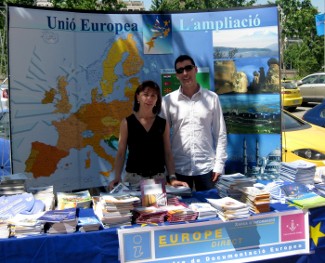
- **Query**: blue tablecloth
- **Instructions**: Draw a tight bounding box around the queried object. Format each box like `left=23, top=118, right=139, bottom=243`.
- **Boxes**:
left=1, top=190, right=325, bottom=263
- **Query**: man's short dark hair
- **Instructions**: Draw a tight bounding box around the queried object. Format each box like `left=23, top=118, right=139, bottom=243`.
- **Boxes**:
left=174, top=55, right=196, bottom=70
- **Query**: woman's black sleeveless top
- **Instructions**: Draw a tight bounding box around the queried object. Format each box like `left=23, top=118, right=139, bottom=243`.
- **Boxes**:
left=125, top=114, right=166, bottom=176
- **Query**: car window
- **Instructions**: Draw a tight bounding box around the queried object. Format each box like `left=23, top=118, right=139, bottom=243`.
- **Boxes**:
left=316, top=75, right=325, bottom=84
left=282, top=82, right=296, bottom=89
left=282, top=111, right=310, bottom=131
left=302, top=75, right=318, bottom=84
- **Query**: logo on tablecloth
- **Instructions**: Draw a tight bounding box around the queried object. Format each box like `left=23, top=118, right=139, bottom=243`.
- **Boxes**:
left=281, top=213, right=305, bottom=241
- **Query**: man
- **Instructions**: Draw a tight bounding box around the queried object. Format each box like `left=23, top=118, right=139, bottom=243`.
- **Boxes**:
left=161, top=55, right=227, bottom=191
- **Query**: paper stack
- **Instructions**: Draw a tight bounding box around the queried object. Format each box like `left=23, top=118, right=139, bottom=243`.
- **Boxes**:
left=93, top=194, right=140, bottom=228
left=7, top=212, right=44, bottom=238
left=133, top=206, right=167, bottom=224
left=0, top=173, right=28, bottom=196
left=28, top=185, right=55, bottom=211
left=37, top=207, right=77, bottom=234
left=166, top=185, right=192, bottom=197
left=207, top=197, right=250, bottom=221
left=216, top=173, right=256, bottom=199
left=280, top=160, right=316, bottom=185
left=239, top=187, right=271, bottom=213
left=188, top=203, right=217, bottom=220
left=165, top=205, right=198, bottom=223
left=0, top=221, right=8, bottom=238
left=77, top=208, right=102, bottom=232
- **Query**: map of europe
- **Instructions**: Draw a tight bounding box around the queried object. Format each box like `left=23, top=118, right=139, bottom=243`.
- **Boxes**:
left=23, top=34, right=143, bottom=191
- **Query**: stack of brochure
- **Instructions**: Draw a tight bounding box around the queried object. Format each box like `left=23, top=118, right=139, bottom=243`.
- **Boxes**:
left=216, top=173, right=256, bottom=199
left=93, top=194, right=140, bottom=228
left=281, top=182, right=325, bottom=209
left=77, top=208, right=103, bottom=232
left=280, top=160, right=316, bottom=185
left=165, top=185, right=192, bottom=197
left=133, top=206, right=167, bottom=224
left=239, top=187, right=271, bottom=213
left=37, top=207, right=77, bottom=234
left=7, top=212, right=45, bottom=238
left=0, top=193, right=35, bottom=221
left=188, top=203, right=218, bottom=220
left=28, top=185, right=55, bottom=211
left=207, top=197, right=250, bottom=221
left=0, top=221, right=8, bottom=238
left=165, top=205, right=198, bottom=223
left=0, top=173, right=28, bottom=196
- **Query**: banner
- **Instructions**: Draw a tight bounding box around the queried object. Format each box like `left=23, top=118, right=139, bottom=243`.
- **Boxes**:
left=315, top=13, right=325, bottom=36
left=8, top=5, right=281, bottom=192
left=118, top=209, right=309, bottom=263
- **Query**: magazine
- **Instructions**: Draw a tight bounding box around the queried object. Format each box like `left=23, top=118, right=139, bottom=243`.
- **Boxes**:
left=141, top=179, right=167, bottom=207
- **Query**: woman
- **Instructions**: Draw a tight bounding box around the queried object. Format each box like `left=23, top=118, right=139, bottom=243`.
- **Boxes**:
left=109, top=80, right=188, bottom=190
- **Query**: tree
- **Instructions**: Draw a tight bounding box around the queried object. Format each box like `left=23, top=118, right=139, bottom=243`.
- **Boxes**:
left=50, top=0, right=125, bottom=11
left=276, top=0, right=322, bottom=77
left=150, top=0, right=257, bottom=11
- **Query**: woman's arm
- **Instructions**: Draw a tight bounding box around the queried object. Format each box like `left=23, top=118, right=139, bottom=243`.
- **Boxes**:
left=109, top=118, right=128, bottom=190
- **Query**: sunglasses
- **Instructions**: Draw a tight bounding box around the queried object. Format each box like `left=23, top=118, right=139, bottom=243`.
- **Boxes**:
left=175, top=65, right=195, bottom=74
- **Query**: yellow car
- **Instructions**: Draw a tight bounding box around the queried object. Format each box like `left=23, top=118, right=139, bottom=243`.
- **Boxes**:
left=282, top=110, right=325, bottom=167
left=281, top=80, right=303, bottom=111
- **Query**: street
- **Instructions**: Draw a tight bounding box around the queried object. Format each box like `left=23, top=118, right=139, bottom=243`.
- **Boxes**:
left=291, top=102, right=320, bottom=119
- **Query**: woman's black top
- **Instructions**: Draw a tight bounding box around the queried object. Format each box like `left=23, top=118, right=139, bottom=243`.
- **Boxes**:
left=125, top=114, right=166, bottom=176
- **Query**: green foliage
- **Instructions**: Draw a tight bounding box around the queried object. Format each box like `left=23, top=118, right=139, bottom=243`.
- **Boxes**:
left=150, top=0, right=257, bottom=11
left=277, top=0, right=323, bottom=77
left=50, top=0, right=125, bottom=11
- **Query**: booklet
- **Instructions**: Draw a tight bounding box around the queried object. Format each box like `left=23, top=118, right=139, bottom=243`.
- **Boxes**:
left=141, top=179, right=167, bottom=207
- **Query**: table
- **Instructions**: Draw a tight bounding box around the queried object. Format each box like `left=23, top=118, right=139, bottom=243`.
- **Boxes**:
left=1, top=191, right=325, bottom=263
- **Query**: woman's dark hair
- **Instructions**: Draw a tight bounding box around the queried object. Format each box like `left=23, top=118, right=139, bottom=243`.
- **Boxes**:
left=174, top=55, right=196, bottom=70
left=133, top=80, right=162, bottom=114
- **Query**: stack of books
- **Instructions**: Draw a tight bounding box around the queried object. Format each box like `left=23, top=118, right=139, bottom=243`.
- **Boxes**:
left=93, top=194, right=140, bottom=228
left=188, top=203, right=218, bottom=220
left=133, top=206, right=167, bottom=224
left=165, top=205, right=198, bottom=223
left=216, top=173, right=256, bottom=199
left=37, top=207, right=77, bottom=234
left=77, top=208, right=102, bottom=232
left=0, top=173, right=28, bottom=196
left=28, top=185, right=55, bottom=211
left=280, top=160, right=316, bottom=185
left=56, top=190, right=92, bottom=210
left=239, top=187, right=271, bottom=213
left=0, top=221, right=8, bottom=238
left=7, top=212, right=45, bottom=238
left=165, top=185, right=192, bottom=197
left=207, top=197, right=250, bottom=221
left=281, top=182, right=325, bottom=209
left=0, top=193, right=35, bottom=221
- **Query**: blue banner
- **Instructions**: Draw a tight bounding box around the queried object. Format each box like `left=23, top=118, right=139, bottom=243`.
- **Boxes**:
left=315, top=13, right=325, bottom=36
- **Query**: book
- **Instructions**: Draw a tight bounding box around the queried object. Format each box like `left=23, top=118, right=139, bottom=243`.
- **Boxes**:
left=56, top=190, right=92, bottom=210
left=37, top=208, right=77, bottom=234
left=78, top=214, right=102, bottom=232
left=207, top=197, right=248, bottom=211
left=0, top=193, right=35, bottom=220
left=207, top=197, right=250, bottom=221
left=141, top=179, right=167, bottom=207
left=28, top=185, right=55, bottom=211
left=38, top=207, right=77, bottom=223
